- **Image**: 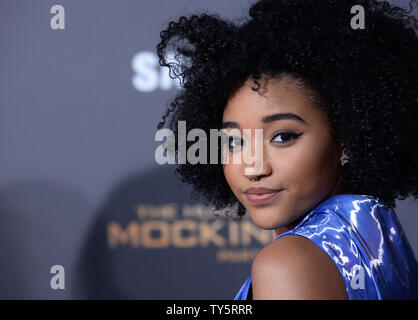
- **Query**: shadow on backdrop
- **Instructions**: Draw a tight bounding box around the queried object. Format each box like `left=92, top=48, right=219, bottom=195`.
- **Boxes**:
left=75, top=165, right=267, bottom=299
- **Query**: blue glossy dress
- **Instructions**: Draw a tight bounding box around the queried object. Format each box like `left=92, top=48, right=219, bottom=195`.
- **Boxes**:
left=234, top=194, right=418, bottom=300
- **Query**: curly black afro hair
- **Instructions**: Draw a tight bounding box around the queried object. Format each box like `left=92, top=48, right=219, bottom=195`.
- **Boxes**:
left=156, top=0, right=418, bottom=217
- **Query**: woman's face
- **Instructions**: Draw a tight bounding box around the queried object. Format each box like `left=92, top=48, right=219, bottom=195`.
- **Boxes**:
left=222, top=76, right=344, bottom=236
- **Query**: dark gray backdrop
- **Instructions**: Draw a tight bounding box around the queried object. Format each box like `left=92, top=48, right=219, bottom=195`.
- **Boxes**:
left=0, top=0, right=416, bottom=299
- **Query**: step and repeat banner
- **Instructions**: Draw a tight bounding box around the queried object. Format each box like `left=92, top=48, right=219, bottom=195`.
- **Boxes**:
left=0, top=0, right=416, bottom=299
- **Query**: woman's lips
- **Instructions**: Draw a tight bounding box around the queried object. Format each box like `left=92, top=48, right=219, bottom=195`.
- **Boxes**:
left=243, top=188, right=283, bottom=206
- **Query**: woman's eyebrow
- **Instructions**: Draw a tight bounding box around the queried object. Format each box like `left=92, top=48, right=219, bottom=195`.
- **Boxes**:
left=222, top=113, right=305, bottom=128
left=221, top=121, right=240, bottom=129
left=262, top=112, right=306, bottom=124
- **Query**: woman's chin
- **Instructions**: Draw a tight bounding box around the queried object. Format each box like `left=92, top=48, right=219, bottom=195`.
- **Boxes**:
left=247, top=208, right=290, bottom=231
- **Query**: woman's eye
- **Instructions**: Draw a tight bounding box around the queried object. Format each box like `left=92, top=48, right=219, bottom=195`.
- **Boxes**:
left=228, top=136, right=245, bottom=150
left=271, top=131, right=303, bottom=145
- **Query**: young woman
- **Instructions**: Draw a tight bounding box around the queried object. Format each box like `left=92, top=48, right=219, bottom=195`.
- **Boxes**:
left=156, top=0, right=418, bottom=299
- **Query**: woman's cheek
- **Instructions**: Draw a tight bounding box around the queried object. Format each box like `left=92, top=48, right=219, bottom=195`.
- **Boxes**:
left=223, top=164, right=237, bottom=188
left=223, top=164, right=232, bottom=188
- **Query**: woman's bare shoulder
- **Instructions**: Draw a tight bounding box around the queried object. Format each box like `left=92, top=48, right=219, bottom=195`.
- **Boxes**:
left=251, top=234, right=348, bottom=300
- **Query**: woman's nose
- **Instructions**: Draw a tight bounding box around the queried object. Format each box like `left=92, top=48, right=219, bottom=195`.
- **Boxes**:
left=243, top=159, right=272, bottom=181
left=241, top=128, right=272, bottom=181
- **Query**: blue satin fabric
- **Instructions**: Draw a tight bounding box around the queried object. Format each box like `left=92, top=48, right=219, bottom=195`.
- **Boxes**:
left=234, top=194, right=418, bottom=300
